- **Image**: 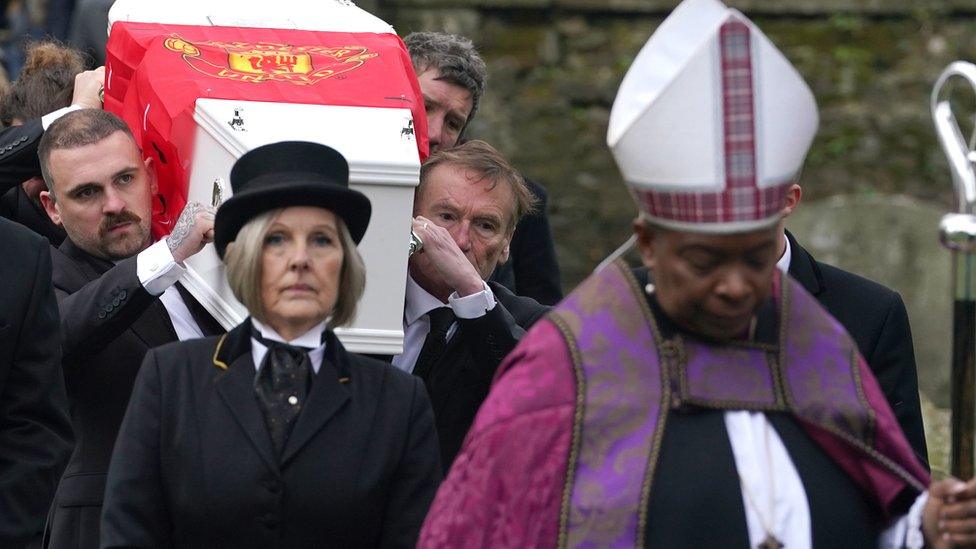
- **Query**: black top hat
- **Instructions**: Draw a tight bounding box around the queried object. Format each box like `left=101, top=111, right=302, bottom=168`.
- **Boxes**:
left=214, top=141, right=372, bottom=258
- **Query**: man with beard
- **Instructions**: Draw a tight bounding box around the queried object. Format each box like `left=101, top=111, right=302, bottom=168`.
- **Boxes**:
left=38, top=108, right=223, bottom=548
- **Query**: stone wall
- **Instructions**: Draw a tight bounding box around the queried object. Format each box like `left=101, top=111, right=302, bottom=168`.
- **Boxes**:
left=371, top=0, right=975, bottom=464
left=376, top=0, right=976, bottom=290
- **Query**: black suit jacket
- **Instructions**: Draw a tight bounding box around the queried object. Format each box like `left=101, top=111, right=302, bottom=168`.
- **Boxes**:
left=416, top=281, right=549, bottom=468
left=490, top=178, right=563, bottom=306
left=0, top=185, right=66, bottom=246
left=0, top=120, right=45, bottom=196
left=48, top=239, right=222, bottom=549
left=0, top=219, right=72, bottom=547
left=101, top=320, right=441, bottom=548
left=786, top=231, right=928, bottom=466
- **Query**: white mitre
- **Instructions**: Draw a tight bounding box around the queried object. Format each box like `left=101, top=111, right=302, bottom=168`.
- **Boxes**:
left=607, top=0, right=818, bottom=233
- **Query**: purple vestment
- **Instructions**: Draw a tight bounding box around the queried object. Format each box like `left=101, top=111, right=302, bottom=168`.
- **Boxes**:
left=419, top=261, right=929, bottom=548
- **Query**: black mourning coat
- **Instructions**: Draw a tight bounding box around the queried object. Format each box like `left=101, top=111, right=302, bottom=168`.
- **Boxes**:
left=0, top=121, right=62, bottom=242
left=0, top=218, right=72, bottom=547
left=415, top=281, right=549, bottom=469
left=47, top=239, right=222, bottom=549
left=786, top=231, right=928, bottom=467
left=101, top=320, right=442, bottom=548
left=0, top=120, right=45, bottom=195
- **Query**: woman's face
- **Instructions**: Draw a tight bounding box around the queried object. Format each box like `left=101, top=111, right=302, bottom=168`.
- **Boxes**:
left=635, top=221, right=779, bottom=340
left=260, top=206, right=344, bottom=338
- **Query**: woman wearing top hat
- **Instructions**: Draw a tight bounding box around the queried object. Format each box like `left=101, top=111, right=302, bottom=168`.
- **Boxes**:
left=100, top=141, right=442, bottom=548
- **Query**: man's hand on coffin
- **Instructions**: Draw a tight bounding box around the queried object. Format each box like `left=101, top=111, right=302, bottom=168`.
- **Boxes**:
left=166, top=201, right=216, bottom=264
left=412, top=215, right=485, bottom=298
left=72, top=66, right=105, bottom=110
left=925, top=476, right=976, bottom=547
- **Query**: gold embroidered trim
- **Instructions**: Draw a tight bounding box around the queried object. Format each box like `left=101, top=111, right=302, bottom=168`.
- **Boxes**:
left=778, top=276, right=797, bottom=411
left=816, top=419, right=926, bottom=493
left=849, top=346, right=877, bottom=449
left=551, top=311, right=586, bottom=549
left=212, top=334, right=228, bottom=371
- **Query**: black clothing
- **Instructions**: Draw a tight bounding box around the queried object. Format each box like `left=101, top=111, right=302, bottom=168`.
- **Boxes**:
left=101, top=320, right=441, bottom=548
left=253, top=339, right=313, bottom=457
left=413, top=307, right=454, bottom=379
left=0, top=120, right=44, bottom=195
left=0, top=186, right=66, bottom=246
left=0, top=219, right=72, bottom=547
left=0, top=119, right=65, bottom=243
left=415, top=282, right=548, bottom=469
left=646, top=410, right=880, bottom=548
left=47, top=238, right=222, bottom=549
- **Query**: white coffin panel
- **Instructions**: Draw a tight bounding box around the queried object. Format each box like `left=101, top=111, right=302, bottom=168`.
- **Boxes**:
left=186, top=98, right=419, bottom=354
left=108, top=0, right=394, bottom=34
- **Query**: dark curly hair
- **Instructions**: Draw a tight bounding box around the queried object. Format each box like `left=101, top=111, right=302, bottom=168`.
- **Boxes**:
left=404, top=31, right=487, bottom=132
left=1, top=41, right=85, bottom=126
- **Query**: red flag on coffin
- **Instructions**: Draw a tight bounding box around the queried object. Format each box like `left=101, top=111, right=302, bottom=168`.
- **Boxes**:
left=104, top=21, right=428, bottom=238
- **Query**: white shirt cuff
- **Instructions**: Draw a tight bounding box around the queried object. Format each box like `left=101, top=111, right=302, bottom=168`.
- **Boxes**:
left=41, top=105, right=83, bottom=130
left=878, top=490, right=927, bottom=549
left=136, top=239, right=185, bottom=296
left=448, top=280, right=496, bottom=319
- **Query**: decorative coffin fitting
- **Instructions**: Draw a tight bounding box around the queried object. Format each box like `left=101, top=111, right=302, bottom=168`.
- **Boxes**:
left=106, top=0, right=425, bottom=354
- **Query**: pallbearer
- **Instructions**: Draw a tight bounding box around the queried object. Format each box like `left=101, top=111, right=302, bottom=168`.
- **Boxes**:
left=419, top=0, right=976, bottom=547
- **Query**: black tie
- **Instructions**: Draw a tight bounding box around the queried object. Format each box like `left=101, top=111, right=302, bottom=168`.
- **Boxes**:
left=252, top=331, right=313, bottom=458
left=413, top=307, right=455, bottom=379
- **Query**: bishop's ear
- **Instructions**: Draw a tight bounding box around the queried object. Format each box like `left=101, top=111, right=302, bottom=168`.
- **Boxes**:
left=782, top=184, right=802, bottom=217
left=633, top=217, right=657, bottom=270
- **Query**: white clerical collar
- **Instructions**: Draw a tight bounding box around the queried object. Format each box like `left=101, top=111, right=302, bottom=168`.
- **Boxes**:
left=403, top=274, right=448, bottom=326
left=776, top=233, right=792, bottom=274
left=251, top=317, right=327, bottom=348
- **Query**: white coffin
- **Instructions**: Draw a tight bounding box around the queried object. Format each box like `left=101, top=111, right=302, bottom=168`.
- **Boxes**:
left=185, top=98, right=419, bottom=354
left=109, top=0, right=394, bottom=34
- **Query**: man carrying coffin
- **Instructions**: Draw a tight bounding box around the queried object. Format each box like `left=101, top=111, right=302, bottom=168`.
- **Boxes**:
left=420, top=1, right=965, bottom=547
left=38, top=109, right=223, bottom=548
left=405, top=31, right=564, bottom=305
left=395, top=140, right=548, bottom=469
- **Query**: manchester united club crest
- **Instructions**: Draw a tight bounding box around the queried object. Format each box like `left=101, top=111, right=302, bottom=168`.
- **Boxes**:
left=163, top=35, right=377, bottom=85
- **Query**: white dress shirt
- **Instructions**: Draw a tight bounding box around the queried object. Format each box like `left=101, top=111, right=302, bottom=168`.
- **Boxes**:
left=392, top=275, right=496, bottom=373
left=41, top=104, right=82, bottom=129
left=250, top=318, right=327, bottom=375
left=776, top=233, right=792, bottom=274
left=134, top=239, right=204, bottom=341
